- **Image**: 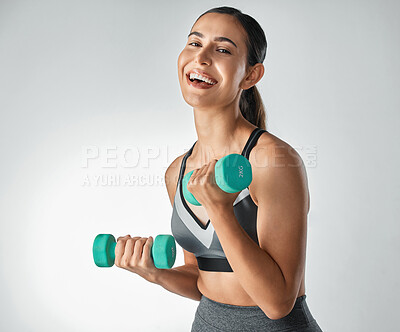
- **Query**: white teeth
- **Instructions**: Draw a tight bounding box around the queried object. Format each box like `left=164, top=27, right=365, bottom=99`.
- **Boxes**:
left=189, top=73, right=216, bottom=85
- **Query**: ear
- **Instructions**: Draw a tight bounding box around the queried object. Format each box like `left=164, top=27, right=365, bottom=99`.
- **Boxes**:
left=240, top=63, right=264, bottom=90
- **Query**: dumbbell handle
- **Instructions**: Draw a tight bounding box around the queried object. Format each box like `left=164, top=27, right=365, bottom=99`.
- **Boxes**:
left=98, top=241, right=156, bottom=265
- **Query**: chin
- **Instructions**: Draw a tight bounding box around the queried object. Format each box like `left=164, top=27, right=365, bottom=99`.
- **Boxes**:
left=182, top=93, right=214, bottom=109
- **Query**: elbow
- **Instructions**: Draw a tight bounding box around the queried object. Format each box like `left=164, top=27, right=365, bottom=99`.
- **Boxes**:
left=266, top=307, right=292, bottom=320
left=263, top=285, right=299, bottom=320
left=261, top=300, right=295, bottom=320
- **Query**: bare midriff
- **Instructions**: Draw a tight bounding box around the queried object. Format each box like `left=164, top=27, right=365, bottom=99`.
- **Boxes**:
left=197, top=269, right=305, bottom=306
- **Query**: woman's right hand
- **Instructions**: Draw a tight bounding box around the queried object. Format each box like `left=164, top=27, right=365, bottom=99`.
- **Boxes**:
left=114, top=235, right=159, bottom=283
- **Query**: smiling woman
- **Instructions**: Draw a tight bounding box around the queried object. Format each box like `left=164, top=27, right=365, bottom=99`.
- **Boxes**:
left=114, top=5, right=323, bottom=332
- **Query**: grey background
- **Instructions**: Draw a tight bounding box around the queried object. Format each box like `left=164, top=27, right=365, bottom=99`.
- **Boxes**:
left=0, top=0, right=399, bottom=331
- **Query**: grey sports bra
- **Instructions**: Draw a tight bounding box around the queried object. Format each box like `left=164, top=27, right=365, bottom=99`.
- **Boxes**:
left=170, top=128, right=266, bottom=272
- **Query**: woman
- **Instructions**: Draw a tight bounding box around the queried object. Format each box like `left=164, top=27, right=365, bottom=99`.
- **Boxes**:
left=114, top=6, right=323, bottom=331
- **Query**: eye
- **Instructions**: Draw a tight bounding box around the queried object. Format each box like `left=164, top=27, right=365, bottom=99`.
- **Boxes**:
left=188, top=42, right=231, bottom=55
left=217, top=49, right=231, bottom=54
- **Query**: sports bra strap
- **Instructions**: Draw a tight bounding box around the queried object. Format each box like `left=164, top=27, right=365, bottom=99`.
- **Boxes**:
left=177, top=141, right=197, bottom=188
left=241, top=128, right=266, bottom=159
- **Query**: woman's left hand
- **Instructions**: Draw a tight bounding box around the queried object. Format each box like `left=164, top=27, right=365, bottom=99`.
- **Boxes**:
left=186, top=159, right=239, bottom=213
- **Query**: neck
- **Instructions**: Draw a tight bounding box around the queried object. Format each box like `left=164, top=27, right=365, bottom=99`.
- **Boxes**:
left=191, top=103, right=255, bottom=165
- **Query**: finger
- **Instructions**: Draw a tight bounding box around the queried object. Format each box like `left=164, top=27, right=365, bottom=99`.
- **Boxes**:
left=205, top=159, right=217, bottom=173
left=133, top=237, right=148, bottom=264
left=114, top=237, right=128, bottom=267
left=199, top=165, right=210, bottom=185
left=189, top=168, right=201, bottom=184
left=203, top=159, right=217, bottom=175
left=122, top=238, right=136, bottom=266
left=114, top=235, right=137, bottom=267
left=193, top=163, right=209, bottom=180
left=206, top=159, right=218, bottom=184
left=142, top=236, right=154, bottom=264
left=210, top=158, right=218, bottom=166
left=199, top=163, right=210, bottom=176
left=191, top=168, right=201, bottom=179
left=117, top=234, right=131, bottom=242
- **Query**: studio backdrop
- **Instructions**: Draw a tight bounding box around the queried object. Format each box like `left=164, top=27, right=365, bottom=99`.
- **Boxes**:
left=0, top=0, right=399, bottom=331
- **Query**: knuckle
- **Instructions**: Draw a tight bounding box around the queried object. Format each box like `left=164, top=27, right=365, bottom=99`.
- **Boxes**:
left=136, top=238, right=147, bottom=245
left=117, top=234, right=130, bottom=241
left=123, top=257, right=131, bottom=267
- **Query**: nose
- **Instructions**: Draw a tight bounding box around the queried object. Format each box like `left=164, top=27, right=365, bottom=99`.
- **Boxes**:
left=194, top=47, right=212, bottom=66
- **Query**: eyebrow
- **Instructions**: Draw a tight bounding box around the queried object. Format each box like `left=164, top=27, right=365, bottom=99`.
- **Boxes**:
left=187, top=31, right=238, bottom=48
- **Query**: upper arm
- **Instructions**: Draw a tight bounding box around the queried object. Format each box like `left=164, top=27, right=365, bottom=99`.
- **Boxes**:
left=165, top=155, right=183, bottom=206
left=183, top=249, right=198, bottom=267
left=251, top=142, right=309, bottom=304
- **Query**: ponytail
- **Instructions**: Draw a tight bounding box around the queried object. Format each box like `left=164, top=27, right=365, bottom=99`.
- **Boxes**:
left=239, top=85, right=266, bottom=130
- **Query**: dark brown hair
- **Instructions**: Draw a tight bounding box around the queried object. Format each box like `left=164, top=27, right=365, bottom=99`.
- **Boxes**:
left=193, top=6, right=268, bottom=129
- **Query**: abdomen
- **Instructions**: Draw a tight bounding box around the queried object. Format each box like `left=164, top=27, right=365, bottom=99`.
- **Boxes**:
left=197, top=270, right=258, bottom=306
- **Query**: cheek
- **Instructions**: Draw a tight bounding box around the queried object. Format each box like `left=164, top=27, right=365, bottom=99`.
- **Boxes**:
left=229, top=63, right=247, bottom=89
left=177, top=54, right=185, bottom=85
left=177, top=53, right=183, bottom=73
left=177, top=50, right=189, bottom=72
left=222, top=65, right=243, bottom=89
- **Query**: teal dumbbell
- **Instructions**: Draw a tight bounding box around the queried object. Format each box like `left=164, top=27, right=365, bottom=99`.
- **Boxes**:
left=92, top=234, right=176, bottom=269
left=182, top=153, right=252, bottom=206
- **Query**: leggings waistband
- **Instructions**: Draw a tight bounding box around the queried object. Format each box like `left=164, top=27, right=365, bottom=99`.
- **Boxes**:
left=191, top=294, right=322, bottom=332
left=202, top=294, right=307, bottom=310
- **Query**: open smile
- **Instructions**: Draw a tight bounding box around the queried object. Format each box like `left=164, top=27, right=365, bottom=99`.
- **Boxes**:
left=185, top=71, right=218, bottom=90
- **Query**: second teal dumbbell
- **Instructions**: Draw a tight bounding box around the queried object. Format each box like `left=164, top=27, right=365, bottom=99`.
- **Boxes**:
left=92, top=234, right=176, bottom=269
left=182, top=153, right=252, bottom=206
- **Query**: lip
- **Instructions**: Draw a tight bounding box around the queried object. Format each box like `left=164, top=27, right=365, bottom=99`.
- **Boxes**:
left=185, top=69, right=218, bottom=89
left=186, top=69, right=218, bottom=83
left=186, top=73, right=217, bottom=89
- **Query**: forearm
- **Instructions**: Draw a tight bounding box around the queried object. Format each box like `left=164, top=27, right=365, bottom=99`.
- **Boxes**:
left=207, top=207, right=288, bottom=316
left=150, top=264, right=202, bottom=301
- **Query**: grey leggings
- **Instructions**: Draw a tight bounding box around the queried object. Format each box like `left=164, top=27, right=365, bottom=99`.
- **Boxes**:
left=191, top=295, right=323, bottom=332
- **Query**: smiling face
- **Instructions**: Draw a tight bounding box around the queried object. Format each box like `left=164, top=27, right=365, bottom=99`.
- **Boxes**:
left=177, top=13, right=251, bottom=109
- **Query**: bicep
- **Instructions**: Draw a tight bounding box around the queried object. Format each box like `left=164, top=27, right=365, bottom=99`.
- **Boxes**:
left=253, top=147, right=309, bottom=297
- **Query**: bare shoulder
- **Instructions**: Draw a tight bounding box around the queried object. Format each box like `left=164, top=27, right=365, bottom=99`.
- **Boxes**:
left=249, top=131, right=303, bottom=167
left=165, top=153, right=185, bottom=206
left=249, top=131, right=309, bottom=209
